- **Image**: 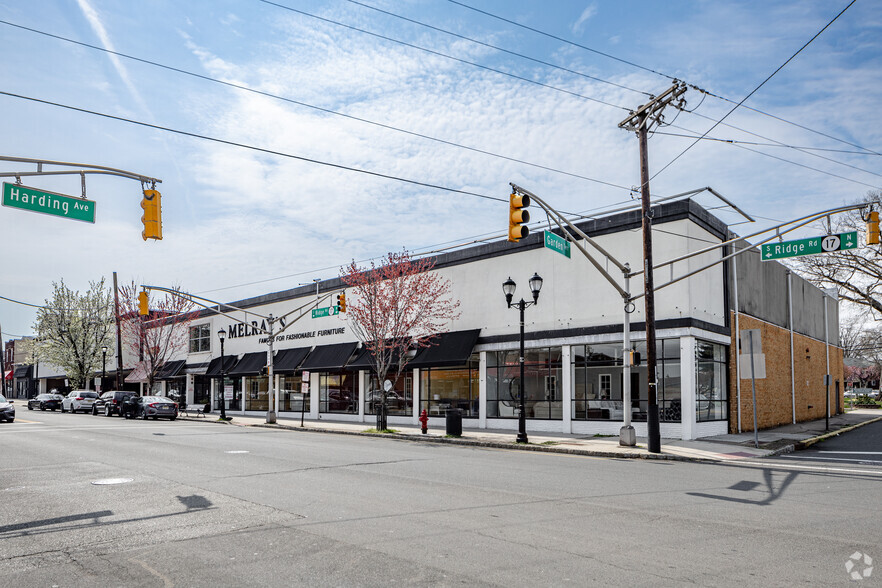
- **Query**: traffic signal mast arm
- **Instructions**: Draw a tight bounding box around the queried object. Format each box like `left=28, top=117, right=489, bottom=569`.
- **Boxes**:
left=510, top=183, right=630, bottom=300
left=628, top=201, right=875, bottom=301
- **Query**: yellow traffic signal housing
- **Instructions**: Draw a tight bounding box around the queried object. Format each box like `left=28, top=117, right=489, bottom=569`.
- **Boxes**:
left=337, top=292, right=347, bottom=313
left=508, top=192, right=530, bottom=242
left=141, top=189, right=162, bottom=241
left=868, top=211, right=880, bottom=245
left=138, top=291, right=149, bottom=316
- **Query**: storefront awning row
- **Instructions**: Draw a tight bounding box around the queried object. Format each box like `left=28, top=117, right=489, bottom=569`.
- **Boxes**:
left=13, top=365, right=32, bottom=379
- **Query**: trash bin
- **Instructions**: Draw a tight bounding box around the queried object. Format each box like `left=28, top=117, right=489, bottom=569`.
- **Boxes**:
left=445, top=408, right=462, bottom=437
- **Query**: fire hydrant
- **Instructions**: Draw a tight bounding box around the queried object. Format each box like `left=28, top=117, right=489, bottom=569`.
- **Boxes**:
left=419, top=409, right=429, bottom=434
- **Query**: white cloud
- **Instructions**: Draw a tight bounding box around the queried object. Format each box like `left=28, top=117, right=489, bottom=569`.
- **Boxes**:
left=571, top=4, right=598, bottom=35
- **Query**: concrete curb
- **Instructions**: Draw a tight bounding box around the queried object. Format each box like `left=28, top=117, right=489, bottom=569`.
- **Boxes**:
left=794, top=415, right=882, bottom=451
left=242, top=421, right=725, bottom=463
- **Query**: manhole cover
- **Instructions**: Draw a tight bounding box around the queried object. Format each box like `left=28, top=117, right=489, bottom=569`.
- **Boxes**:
left=91, top=478, right=133, bottom=485
left=225, top=450, right=249, bottom=454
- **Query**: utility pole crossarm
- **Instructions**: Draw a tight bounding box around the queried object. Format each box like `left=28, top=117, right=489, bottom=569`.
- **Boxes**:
left=618, top=82, right=687, bottom=132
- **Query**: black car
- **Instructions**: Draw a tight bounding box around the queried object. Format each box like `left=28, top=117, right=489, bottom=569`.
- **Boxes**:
left=28, top=393, right=63, bottom=411
left=129, top=396, right=178, bottom=420
left=92, top=390, right=137, bottom=416
left=0, top=395, right=14, bottom=422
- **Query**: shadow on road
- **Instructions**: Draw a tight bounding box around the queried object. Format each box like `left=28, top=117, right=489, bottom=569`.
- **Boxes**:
left=686, top=469, right=799, bottom=506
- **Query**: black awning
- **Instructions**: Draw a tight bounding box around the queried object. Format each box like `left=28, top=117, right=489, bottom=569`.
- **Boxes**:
left=204, top=356, right=239, bottom=377
left=274, top=347, right=311, bottom=373
left=299, top=342, right=358, bottom=372
left=155, top=359, right=186, bottom=379
left=227, top=352, right=268, bottom=376
left=13, top=365, right=32, bottom=379
left=408, top=329, right=481, bottom=369
left=346, top=345, right=405, bottom=371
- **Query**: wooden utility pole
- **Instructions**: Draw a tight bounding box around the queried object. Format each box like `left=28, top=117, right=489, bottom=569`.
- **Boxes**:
left=618, top=82, right=687, bottom=454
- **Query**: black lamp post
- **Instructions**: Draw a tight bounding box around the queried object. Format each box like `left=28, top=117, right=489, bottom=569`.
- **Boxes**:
left=218, top=328, right=227, bottom=421
left=503, top=273, right=543, bottom=444
left=101, top=346, right=108, bottom=392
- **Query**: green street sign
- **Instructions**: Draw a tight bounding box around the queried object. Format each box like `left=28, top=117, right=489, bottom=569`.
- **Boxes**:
left=543, top=230, right=571, bottom=258
left=761, top=231, right=857, bottom=261
left=311, top=306, right=340, bottom=319
left=2, top=182, right=96, bottom=223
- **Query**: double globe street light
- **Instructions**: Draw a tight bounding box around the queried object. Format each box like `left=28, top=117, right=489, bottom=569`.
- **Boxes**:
left=502, top=273, right=543, bottom=444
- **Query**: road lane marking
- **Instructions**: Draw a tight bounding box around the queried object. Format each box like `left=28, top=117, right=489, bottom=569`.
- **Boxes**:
left=733, top=459, right=882, bottom=476
left=817, top=451, right=882, bottom=454
left=782, top=455, right=882, bottom=464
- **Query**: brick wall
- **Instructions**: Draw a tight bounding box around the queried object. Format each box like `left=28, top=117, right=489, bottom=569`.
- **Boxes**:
left=728, top=313, right=844, bottom=433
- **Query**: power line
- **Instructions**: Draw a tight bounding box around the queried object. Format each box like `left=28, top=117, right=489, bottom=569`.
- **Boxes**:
left=650, top=0, right=857, bottom=183
left=447, top=0, right=881, bottom=158
left=651, top=131, right=881, bottom=155
left=343, top=0, right=652, bottom=98
left=0, top=19, right=629, bottom=193
left=256, top=0, right=630, bottom=112
left=0, top=90, right=508, bottom=204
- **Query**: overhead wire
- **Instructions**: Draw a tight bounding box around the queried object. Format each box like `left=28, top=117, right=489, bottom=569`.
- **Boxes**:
left=649, top=0, right=858, bottom=183
left=256, top=0, right=630, bottom=112
left=0, top=19, right=629, bottom=192
left=447, top=0, right=881, bottom=158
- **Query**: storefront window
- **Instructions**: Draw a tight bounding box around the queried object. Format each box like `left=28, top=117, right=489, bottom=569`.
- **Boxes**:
left=365, top=374, right=412, bottom=416
left=486, top=348, right=562, bottom=420
left=571, top=340, right=681, bottom=422
left=244, top=376, right=268, bottom=411
left=193, top=375, right=210, bottom=406
left=279, top=374, right=309, bottom=412
left=217, top=376, right=240, bottom=411
left=419, top=355, right=479, bottom=417
left=696, top=340, right=728, bottom=421
left=319, top=372, right=357, bottom=414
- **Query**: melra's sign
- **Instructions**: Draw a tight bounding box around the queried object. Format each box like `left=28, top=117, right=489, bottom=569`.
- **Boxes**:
left=2, top=182, right=96, bottom=223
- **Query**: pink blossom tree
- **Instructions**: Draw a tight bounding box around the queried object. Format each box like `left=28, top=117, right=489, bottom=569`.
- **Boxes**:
left=341, top=250, right=461, bottom=429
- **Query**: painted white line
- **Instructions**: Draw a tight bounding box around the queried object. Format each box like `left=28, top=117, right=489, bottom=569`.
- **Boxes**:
left=817, top=451, right=882, bottom=455
left=781, top=455, right=882, bottom=464
left=734, top=459, right=882, bottom=476
left=224, top=450, right=249, bottom=454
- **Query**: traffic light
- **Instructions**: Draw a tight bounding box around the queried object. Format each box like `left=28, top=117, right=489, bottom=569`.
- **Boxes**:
left=141, top=189, right=162, bottom=241
left=336, top=292, right=347, bottom=313
left=867, top=211, right=880, bottom=245
left=629, top=350, right=642, bottom=366
left=508, top=192, right=530, bottom=242
left=138, top=291, right=149, bottom=316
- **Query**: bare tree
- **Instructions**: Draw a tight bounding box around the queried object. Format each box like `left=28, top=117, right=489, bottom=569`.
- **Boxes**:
left=341, top=250, right=461, bottom=430
left=790, top=192, right=882, bottom=314
left=33, top=278, right=114, bottom=389
left=117, top=282, right=198, bottom=394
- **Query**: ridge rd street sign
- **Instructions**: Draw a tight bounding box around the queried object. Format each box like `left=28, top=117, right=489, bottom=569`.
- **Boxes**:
left=2, top=182, right=96, bottom=223
left=543, top=230, right=571, bottom=258
left=761, top=231, right=857, bottom=261
left=311, top=306, right=340, bottom=318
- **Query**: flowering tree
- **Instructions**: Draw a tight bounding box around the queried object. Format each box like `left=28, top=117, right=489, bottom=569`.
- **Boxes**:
left=845, top=364, right=880, bottom=389
left=118, top=281, right=198, bottom=394
left=341, top=250, right=461, bottom=428
left=33, top=278, right=114, bottom=390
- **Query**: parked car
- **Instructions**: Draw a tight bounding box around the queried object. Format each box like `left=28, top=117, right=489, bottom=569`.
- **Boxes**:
left=61, top=390, right=99, bottom=413
left=92, top=390, right=138, bottom=416
left=0, top=394, right=14, bottom=422
left=27, top=393, right=64, bottom=411
left=131, top=396, right=178, bottom=420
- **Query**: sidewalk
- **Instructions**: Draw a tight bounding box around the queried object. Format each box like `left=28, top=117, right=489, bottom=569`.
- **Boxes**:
left=178, top=408, right=882, bottom=463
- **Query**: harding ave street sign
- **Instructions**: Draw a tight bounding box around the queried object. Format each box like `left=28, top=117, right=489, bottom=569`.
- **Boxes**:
left=2, top=182, right=96, bottom=223
left=761, top=231, right=857, bottom=261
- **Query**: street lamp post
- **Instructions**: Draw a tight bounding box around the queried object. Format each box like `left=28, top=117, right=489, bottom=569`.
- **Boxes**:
left=217, top=328, right=228, bottom=421
left=101, top=346, right=108, bottom=392
left=503, top=273, right=543, bottom=444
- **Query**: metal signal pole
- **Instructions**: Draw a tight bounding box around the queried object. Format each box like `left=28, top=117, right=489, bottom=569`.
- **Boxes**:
left=619, top=82, right=687, bottom=454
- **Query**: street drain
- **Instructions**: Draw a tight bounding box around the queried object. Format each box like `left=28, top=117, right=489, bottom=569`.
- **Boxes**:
left=92, top=478, right=133, bottom=485
left=225, top=450, right=249, bottom=454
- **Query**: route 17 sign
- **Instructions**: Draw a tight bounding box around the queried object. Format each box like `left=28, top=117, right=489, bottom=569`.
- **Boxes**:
left=761, top=231, right=857, bottom=261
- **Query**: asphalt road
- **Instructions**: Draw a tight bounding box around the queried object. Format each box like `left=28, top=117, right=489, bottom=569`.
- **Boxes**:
left=1, top=410, right=879, bottom=587
left=776, top=418, right=882, bottom=467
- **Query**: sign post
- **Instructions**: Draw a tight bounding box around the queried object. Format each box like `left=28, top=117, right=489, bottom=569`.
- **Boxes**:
left=2, top=182, right=96, bottom=223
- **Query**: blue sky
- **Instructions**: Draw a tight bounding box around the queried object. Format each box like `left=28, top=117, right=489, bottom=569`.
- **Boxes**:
left=1, top=0, right=880, bottom=339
